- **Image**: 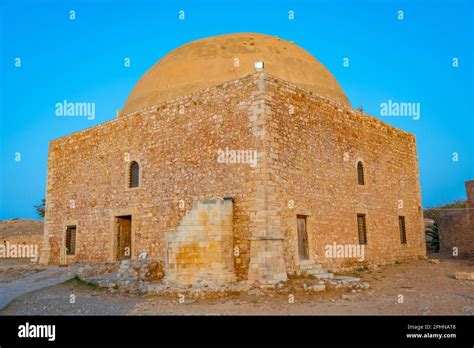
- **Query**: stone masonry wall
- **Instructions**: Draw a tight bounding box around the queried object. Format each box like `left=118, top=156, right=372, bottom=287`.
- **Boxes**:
left=44, top=74, right=270, bottom=280
left=261, top=74, right=426, bottom=271
left=439, top=181, right=474, bottom=257
left=246, top=75, right=288, bottom=284
left=166, top=199, right=235, bottom=285
left=44, top=72, right=426, bottom=282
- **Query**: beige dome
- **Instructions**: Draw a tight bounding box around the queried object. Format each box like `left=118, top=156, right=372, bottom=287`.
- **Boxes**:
left=122, top=33, right=350, bottom=114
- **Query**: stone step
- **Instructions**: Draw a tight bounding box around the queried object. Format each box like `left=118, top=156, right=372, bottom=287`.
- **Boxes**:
left=297, top=268, right=332, bottom=277
left=296, top=261, right=332, bottom=277
left=334, top=275, right=360, bottom=282
left=297, top=262, right=322, bottom=271
left=314, top=272, right=334, bottom=280
left=298, top=260, right=315, bottom=265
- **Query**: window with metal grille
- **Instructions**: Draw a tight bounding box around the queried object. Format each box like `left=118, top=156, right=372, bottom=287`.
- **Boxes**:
left=357, top=214, right=367, bottom=245
left=65, top=225, right=76, bottom=255
left=129, top=161, right=139, bottom=188
left=357, top=161, right=365, bottom=185
left=399, top=216, right=407, bottom=244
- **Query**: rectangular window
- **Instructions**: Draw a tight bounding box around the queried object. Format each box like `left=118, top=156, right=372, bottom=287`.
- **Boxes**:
left=65, top=225, right=77, bottom=255
left=357, top=214, right=367, bottom=245
left=399, top=216, right=407, bottom=244
left=129, top=161, right=139, bottom=188
left=357, top=162, right=365, bottom=185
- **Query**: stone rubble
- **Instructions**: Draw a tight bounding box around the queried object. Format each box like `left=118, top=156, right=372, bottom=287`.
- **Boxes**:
left=454, top=271, right=474, bottom=280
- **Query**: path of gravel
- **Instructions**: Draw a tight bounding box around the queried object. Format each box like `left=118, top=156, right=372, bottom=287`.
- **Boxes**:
left=0, top=267, right=72, bottom=310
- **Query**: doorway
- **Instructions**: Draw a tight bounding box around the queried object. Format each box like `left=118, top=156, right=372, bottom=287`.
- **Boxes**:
left=297, top=215, right=309, bottom=260
left=115, top=215, right=132, bottom=261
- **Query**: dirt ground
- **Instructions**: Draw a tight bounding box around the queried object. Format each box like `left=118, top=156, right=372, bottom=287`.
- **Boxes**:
left=0, top=259, right=46, bottom=283
left=1, top=256, right=473, bottom=315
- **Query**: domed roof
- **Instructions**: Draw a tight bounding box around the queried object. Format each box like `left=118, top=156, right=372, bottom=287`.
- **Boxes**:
left=122, top=33, right=350, bottom=114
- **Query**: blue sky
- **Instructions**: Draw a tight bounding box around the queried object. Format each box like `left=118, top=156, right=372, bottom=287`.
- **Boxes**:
left=0, top=0, right=473, bottom=219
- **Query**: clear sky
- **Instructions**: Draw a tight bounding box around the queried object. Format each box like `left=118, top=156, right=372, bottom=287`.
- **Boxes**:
left=0, top=0, right=473, bottom=220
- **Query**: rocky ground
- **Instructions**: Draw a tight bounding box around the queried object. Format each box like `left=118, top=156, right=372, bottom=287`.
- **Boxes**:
left=0, top=218, right=43, bottom=238
left=0, top=255, right=473, bottom=315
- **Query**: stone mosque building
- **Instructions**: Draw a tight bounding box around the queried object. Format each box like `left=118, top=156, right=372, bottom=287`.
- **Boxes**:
left=41, top=33, right=426, bottom=285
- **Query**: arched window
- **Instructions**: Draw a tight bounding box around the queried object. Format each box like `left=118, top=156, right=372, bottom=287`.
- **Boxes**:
left=129, top=161, right=140, bottom=188
left=357, top=161, right=365, bottom=185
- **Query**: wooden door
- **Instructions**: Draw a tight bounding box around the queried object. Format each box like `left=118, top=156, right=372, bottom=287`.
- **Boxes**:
left=116, top=216, right=131, bottom=260
left=297, top=215, right=309, bottom=260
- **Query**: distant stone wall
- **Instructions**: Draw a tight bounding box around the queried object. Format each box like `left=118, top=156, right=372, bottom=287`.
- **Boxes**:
left=1, top=235, right=43, bottom=249
left=439, top=210, right=473, bottom=257
left=440, top=181, right=474, bottom=258
left=0, top=235, right=43, bottom=262
left=467, top=180, right=474, bottom=209
left=0, top=219, right=44, bottom=262
left=166, top=199, right=235, bottom=285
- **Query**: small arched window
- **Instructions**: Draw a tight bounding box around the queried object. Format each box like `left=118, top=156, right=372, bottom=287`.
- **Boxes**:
left=129, top=161, right=140, bottom=188
left=357, top=161, right=365, bottom=185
